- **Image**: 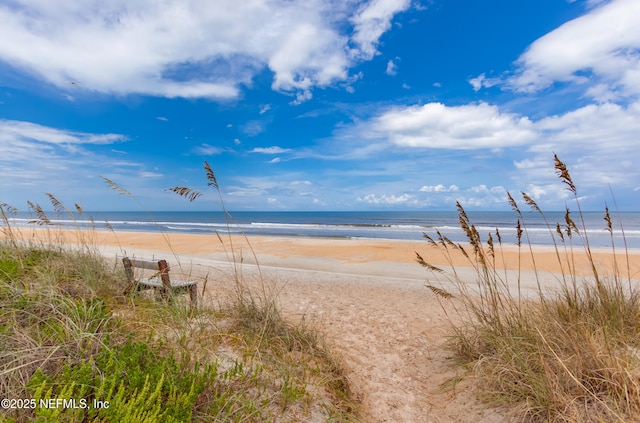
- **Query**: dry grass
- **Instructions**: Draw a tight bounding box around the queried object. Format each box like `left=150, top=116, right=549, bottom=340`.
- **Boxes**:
left=420, top=155, right=640, bottom=422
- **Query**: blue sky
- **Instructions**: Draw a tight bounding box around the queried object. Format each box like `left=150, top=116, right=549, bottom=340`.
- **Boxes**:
left=1, top=0, right=639, bottom=212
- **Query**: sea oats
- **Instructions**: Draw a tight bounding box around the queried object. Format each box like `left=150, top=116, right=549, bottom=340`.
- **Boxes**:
left=104, top=220, right=114, bottom=232
left=204, top=161, right=219, bottom=190
left=416, top=252, right=444, bottom=273
left=27, top=201, right=51, bottom=225
left=556, top=223, right=565, bottom=242
left=521, top=192, right=541, bottom=213
left=45, top=192, right=66, bottom=215
left=0, top=202, right=17, bottom=216
left=426, top=285, right=454, bottom=299
left=604, top=206, right=613, bottom=234
left=487, top=233, right=495, bottom=258
left=554, top=153, right=577, bottom=194
left=495, top=228, right=502, bottom=245
left=422, top=232, right=438, bottom=247
left=100, top=176, right=132, bottom=197
left=166, top=186, right=203, bottom=202
left=507, top=191, right=521, bottom=214
left=516, top=219, right=523, bottom=247
left=564, top=207, right=577, bottom=238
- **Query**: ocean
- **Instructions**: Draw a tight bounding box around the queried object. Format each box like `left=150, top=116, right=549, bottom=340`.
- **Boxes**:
left=6, top=210, right=640, bottom=249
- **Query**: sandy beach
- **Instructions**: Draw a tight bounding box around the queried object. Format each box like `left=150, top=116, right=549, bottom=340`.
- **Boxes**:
left=5, top=227, right=640, bottom=422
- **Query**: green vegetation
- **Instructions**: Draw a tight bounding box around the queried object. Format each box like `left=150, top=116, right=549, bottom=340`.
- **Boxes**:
left=0, top=180, right=357, bottom=422
left=420, top=155, right=640, bottom=422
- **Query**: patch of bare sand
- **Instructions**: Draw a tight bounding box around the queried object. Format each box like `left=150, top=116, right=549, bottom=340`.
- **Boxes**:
left=256, top=267, right=507, bottom=423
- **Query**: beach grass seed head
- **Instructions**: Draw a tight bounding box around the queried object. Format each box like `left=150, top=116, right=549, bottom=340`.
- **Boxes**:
left=521, top=191, right=541, bottom=213
left=27, top=201, right=51, bottom=226
left=604, top=206, right=613, bottom=233
left=204, top=161, right=219, bottom=190
left=415, top=252, right=444, bottom=273
left=166, top=186, right=203, bottom=202
left=100, top=176, right=132, bottom=197
left=554, top=153, right=577, bottom=195
left=507, top=191, right=521, bottom=214
left=426, top=285, right=454, bottom=299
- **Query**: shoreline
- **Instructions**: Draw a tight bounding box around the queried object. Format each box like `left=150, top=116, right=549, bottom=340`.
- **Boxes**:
left=3, top=226, right=639, bottom=279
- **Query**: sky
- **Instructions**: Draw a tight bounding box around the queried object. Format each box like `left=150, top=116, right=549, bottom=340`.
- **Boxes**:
left=1, top=0, right=640, bottom=212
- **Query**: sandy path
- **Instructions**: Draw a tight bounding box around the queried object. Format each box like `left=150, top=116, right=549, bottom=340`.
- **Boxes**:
left=164, top=253, right=507, bottom=423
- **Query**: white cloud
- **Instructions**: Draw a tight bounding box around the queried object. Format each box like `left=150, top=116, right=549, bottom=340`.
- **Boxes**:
left=468, top=184, right=505, bottom=194
left=333, top=94, right=639, bottom=208
left=350, top=0, right=411, bottom=59
left=259, top=104, right=271, bottom=115
left=453, top=185, right=509, bottom=208
left=468, top=73, right=500, bottom=92
left=521, top=184, right=570, bottom=202
left=358, top=193, right=413, bottom=204
left=0, top=0, right=409, bottom=101
left=0, top=119, right=165, bottom=206
left=241, top=120, right=266, bottom=136
left=420, top=184, right=459, bottom=192
left=361, top=102, right=536, bottom=149
left=193, top=143, right=222, bottom=155
left=386, top=59, right=398, bottom=75
left=536, top=102, right=640, bottom=146
left=250, top=146, right=292, bottom=154
left=508, top=0, right=640, bottom=99
left=225, top=175, right=318, bottom=208
left=0, top=119, right=126, bottom=146
left=139, top=171, right=163, bottom=178
left=521, top=101, right=640, bottom=189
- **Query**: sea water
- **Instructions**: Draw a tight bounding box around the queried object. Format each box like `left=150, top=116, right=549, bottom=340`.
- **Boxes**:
left=7, top=210, right=640, bottom=249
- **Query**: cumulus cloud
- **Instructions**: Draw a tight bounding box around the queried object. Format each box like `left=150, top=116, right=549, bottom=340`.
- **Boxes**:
left=0, top=0, right=409, bottom=101
left=335, top=95, right=639, bottom=208
left=508, top=0, right=640, bottom=99
left=361, top=102, right=536, bottom=149
left=520, top=101, right=640, bottom=189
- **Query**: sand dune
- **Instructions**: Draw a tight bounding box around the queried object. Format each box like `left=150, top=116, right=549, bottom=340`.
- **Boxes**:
left=5, top=227, right=640, bottom=422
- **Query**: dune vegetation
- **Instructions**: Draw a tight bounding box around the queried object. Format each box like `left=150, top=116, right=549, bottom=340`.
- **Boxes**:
left=0, top=168, right=358, bottom=422
left=419, top=155, right=640, bottom=422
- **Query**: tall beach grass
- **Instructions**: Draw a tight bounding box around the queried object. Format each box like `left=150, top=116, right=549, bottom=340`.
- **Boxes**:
left=419, top=154, right=640, bottom=422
